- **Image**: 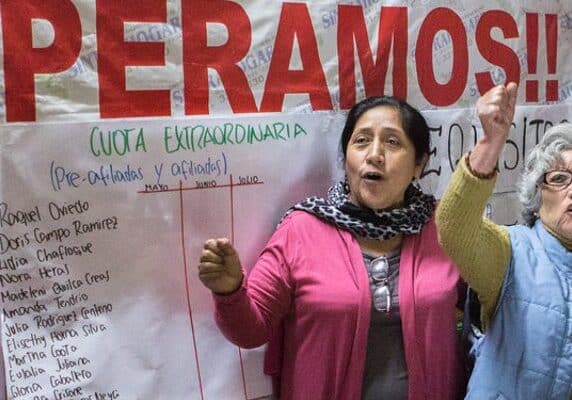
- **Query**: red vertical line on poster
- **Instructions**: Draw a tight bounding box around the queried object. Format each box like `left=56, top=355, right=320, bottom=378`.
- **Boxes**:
left=525, top=13, right=539, bottom=102
left=545, top=14, right=558, bottom=101
left=179, top=180, right=205, bottom=400
left=229, top=174, right=249, bottom=400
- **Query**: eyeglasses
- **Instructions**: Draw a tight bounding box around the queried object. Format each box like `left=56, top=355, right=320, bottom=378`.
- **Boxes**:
left=543, top=170, right=572, bottom=190
left=370, top=256, right=391, bottom=313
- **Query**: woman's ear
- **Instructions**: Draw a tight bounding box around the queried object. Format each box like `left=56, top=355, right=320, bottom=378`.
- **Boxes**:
left=414, top=153, right=429, bottom=179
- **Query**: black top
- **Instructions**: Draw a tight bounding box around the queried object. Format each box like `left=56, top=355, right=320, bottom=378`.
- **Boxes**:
left=361, top=252, right=408, bottom=400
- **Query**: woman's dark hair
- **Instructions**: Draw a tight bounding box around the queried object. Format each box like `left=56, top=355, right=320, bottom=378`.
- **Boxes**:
left=339, top=96, right=430, bottom=165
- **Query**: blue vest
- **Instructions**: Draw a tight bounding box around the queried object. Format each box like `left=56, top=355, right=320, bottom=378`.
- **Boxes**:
left=466, top=221, right=572, bottom=400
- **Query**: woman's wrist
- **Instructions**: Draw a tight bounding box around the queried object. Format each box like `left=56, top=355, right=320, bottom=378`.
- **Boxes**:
left=465, top=152, right=497, bottom=180
left=213, top=275, right=244, bottom=296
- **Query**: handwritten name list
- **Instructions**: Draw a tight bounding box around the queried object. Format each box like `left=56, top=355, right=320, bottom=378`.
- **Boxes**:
left=0, top=200, right=120, bottom=400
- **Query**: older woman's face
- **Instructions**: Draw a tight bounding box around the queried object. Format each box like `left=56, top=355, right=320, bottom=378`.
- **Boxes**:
left=538, top=149, right=572, bottom=240
left=345, top=106, right=423, bottom=210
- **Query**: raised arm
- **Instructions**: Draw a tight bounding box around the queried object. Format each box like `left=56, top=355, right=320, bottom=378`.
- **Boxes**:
left=470, top=82, right=518, bottom=176
left=436, top=83, right=517, bottom=327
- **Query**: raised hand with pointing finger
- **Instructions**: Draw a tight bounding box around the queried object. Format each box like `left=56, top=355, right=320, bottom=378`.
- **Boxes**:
left=469, top=82, right=518, bottom=176
left=477, top=82, right=518, bottom=139
left=198, top=238, right=243, bottom=295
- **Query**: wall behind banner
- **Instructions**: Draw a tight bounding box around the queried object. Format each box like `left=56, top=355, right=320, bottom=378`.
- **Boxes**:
left=0, top=1, right=571, bottom=400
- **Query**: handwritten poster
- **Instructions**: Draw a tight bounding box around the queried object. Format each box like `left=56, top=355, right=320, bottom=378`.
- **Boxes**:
left=0, top=114, right=343, bottom=399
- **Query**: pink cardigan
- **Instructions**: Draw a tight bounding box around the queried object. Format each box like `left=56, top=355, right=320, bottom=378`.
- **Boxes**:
left=214, top=211, right=464, bottom=400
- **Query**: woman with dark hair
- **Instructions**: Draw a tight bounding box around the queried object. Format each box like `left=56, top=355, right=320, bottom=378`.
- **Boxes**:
left=437, top=82, right=572, bottom=399
left=198, top=96, right=465, bottom=400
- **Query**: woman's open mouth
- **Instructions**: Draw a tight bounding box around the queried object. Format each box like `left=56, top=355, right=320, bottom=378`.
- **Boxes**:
left=362, top=171, right=383, bottom=181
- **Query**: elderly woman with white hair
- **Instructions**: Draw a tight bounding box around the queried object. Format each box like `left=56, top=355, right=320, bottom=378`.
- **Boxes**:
left=437, top=82, right=572, bottom=400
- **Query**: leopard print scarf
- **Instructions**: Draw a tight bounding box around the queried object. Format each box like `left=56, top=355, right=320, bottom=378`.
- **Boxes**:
left=285, top=180, right=435, bottom=240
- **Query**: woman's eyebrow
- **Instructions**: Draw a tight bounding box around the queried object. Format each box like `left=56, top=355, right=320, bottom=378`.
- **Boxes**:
left=353, top=127, right=374, bottom=134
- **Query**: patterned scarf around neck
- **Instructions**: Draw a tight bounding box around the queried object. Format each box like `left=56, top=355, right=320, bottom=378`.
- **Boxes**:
left=284, top=180, right=436, bottom=240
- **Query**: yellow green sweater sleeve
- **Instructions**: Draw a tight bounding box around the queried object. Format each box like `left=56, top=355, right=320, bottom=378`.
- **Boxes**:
left=436, top=155, right=511, bottom=328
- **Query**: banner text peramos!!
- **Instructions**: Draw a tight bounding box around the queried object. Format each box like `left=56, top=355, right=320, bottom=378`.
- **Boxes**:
left=1, top=1, right=560, bottom=122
